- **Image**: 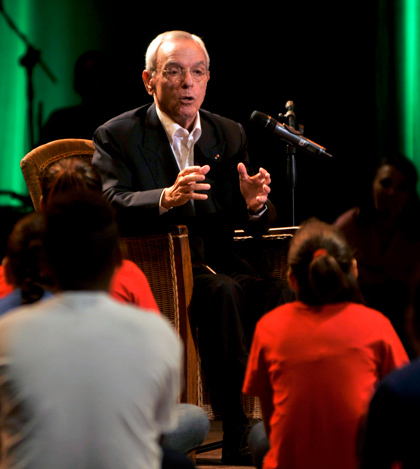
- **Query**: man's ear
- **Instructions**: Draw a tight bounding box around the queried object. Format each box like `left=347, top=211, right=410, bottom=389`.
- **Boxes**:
left=142, top=70, right=154, bottom=96
left=287, top=268, right=299, bottom=292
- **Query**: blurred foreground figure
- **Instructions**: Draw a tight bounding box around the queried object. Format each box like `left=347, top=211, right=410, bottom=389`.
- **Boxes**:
left=361, top=269, right=420, bottom=468
left=0, top=192, right=194, bottom=469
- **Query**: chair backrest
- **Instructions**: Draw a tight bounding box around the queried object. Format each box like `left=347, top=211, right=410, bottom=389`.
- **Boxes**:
left=20, top=139, right=95, bottom=211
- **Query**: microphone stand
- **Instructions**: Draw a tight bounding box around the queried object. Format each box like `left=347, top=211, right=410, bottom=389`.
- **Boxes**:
left=279, top=100, right=300, bottom=226
left=0, top=1, right=56, bottom=148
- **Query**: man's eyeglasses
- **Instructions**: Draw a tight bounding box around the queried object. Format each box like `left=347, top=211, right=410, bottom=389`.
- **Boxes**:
left=156, top=66, right=208, bottom=83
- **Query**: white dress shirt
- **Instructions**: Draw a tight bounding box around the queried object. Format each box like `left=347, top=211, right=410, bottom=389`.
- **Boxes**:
left=156, top=108, right=202, bottom=213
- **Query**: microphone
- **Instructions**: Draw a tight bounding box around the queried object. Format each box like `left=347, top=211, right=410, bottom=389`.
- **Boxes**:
left=250, top=110, right=333, bottom=158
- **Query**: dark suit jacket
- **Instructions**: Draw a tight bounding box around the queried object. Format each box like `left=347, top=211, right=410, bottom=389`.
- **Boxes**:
left=92, top=103, right=275, bottom=274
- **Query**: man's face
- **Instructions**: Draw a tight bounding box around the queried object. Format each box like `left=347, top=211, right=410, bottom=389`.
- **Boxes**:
left=143, top=38, right=209, bottom=131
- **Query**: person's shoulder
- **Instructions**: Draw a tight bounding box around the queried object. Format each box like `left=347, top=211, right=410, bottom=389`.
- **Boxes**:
left=116, top=259, right=146, bottom=277
left=0, top=289, right=22, bottom=317
left=344, top=302, right=406, bottom=339
left=333, top=206, right=360, bottom=228
left=199, top=109, right=246, bottom=152
left=256, top=301, right=296, bottom=328
left=0, top=299, right=45, bottom=344
left=104, top=294, right=168, bottom=329
left=345, top=301, right=391, bottom=321
left=199, top=108, right=243, bottom=131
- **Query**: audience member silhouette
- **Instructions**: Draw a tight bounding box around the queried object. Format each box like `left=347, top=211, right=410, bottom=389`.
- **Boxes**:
left=243, top=219, right=408, bottom=469
left=361, top=268, right=420, bottom=468
left=0, top=212, right=53, bottom=316
left=334, top=154, right=420, bottom=355
left=38, top=50, right=129, bottom=145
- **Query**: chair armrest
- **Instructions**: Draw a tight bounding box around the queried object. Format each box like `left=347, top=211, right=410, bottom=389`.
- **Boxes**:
left=233, top=226, right=299, bottom=281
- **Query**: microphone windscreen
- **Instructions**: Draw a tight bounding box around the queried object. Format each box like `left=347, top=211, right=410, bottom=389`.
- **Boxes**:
left=250, top=111, right=277, bottom=133
left=249, top=110, right=269, bottom=126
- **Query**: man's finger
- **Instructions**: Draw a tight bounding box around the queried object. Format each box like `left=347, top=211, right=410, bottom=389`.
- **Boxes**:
left=181, top=173, right=207, bottom=185
left=186, top=183, right=211, bottom=191
left=237, top=162, right=248, bottom=180
left=180, top=165, right=205, bottom=175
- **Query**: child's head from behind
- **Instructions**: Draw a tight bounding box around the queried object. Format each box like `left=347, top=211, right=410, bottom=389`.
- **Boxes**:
left=4, top=211, right=50, bottom=304
left=38, top=157, right=102, bottom=208
left=288, top=219, right=362, bottom=306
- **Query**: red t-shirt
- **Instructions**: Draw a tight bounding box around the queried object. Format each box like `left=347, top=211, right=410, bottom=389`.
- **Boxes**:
left=243, top=301, right=409, bottom=469
left=110, top=260, right=159, bottom=314
left=0, top=262, right=159, bottom=314
left=0, top=265, right=13, bottom=299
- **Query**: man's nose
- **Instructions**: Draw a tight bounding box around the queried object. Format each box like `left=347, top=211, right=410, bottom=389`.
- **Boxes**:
left=181, top=70, right=194, bottom=86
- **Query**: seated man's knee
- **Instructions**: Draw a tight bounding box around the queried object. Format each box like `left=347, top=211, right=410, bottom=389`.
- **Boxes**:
left=194, top=273, right=243, bottom=299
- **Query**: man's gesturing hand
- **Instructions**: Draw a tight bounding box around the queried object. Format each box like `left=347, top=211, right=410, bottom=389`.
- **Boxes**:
left=238, top=162, right=271, bottom=212
left=161, top=165, right=211, bottom=210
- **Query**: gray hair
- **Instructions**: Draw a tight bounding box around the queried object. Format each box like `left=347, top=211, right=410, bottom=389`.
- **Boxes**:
left=145, top=30, right=210, bottom=72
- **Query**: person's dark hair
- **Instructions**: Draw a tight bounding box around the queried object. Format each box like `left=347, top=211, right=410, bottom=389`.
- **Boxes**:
left=288, top=219, right=363, bottom=306
left=38, top=157, right=102, bottom=206
left=43, top=191, right=121, bottom=291
left=5, top=212, right=50, bottom=305
left=379, top=153, right=419, bottom=192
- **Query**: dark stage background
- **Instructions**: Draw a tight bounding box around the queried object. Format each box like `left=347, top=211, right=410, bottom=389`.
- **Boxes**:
left=95, top=2, right=399, bottom=226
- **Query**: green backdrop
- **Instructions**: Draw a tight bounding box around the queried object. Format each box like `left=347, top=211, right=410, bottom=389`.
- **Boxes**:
left=0, top=0, right=104, bottom=205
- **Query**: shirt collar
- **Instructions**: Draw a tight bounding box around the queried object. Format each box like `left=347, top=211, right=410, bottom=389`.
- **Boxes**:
left=156, top=106, right=202, bottom=145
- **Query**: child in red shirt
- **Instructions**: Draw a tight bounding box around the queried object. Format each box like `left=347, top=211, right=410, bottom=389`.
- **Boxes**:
left=243, top=219, right=409, bottom=469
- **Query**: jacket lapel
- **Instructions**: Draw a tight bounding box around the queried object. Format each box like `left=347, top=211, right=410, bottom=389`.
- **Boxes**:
left=196, top=116, right=226, bottom=165
left=142, top=104, right=180, bottom=187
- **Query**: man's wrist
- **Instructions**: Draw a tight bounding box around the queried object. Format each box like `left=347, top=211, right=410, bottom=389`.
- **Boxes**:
left=247, top=204, right=267, bottom=216
left=159, top=189, right=172, bottom=214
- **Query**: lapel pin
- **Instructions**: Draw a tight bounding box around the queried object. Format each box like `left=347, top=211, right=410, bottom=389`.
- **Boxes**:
left=215, top=154, right=220, bottom=160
